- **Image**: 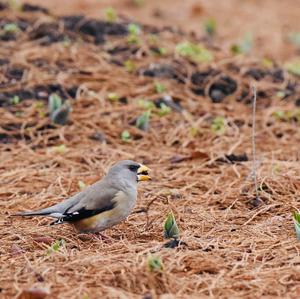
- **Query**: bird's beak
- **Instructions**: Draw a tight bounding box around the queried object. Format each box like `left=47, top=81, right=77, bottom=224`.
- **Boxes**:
left=137, top=164, right=151, bottom=182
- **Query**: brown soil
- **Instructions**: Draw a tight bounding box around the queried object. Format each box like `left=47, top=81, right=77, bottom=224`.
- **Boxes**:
left=1, top=2, right=300, bottom=299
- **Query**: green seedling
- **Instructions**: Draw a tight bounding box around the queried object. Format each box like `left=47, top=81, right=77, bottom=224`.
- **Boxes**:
left=47, top=239, right=65, bottom=254
left=48, top=93, right=62, bottom=114
left=107, top=92, right=120, bottom=102
left=78, top=180, right=86, bottom=190
left=136, top=110, right=151, bottom=131
left=3, top=23, right=20, bottom=33
left=154, top=82, right=166, bottom=93
left=157, top=103, right=171, bottom=116
left=138, top=99, right=155, bottom=110
left=147, top=254, right=163, bottom=272
left=121, top=130, right=131, bottom=142
left=211, top=116, right=226, bottom=134
left=231, top=33, right=253, bottom=55
left=10, top=95, right=20, bottom=105
left=51, top=102, right=72, bottom=125
left=51, top=144, right=67, bottom=154
left=176, top=41, right=213, bottom=63
left=285, top=59, right=300, bottom=76
left=124, top=60, right=136, bottom=73
left=293, top=211, right=300, bottom=240
left=104, top=7, right=117, bottom=23
left=128, top=23, right=140, bottom=35
left=204, top=18, right=216, bottom=36
left=163, top=211, right=180, bottom=239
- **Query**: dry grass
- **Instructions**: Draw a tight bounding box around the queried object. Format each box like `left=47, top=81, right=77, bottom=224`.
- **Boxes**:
left=1, top=4, right=300, bottom=299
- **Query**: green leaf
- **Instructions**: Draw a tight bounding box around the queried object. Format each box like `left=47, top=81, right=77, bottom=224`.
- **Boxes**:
left=124, top=60, right=136, bottom=73
left=136, top=110, right=151, bottom=131
left=157, top=103, right=171, bottom=116
left=107, top=92, right=120, bottom=102
left=211, top=116, right=226, bottom=134
left=10, top=95, right=20, bottom=105
left=51, top=144, right=67, bottom=154
left=285, top=59, right=300, bottom=76
left=128, top=23, right=140, bottom=35
left=204, top=18, right=216, bottom=36
left=50, top=102, right=71, bottom=125
left=48, top=93, right=62, bottom=114
left=163, top=211, right=180, bottom=239
left=47, top=239, right=65, bottom=254
left=293, top=211, right=300, bottom=241
left=104, top=7, right=117, bottom=23
left=231, top=33, right=253, bottom=55
left=154, top=82, right=166, bottom=93
left=138, top=99, right=155, bottom=110
left=78, top=180, right=86, bottom=190
left=176, top=41, right=213, bottom=63
left=147, top=254, right=163, bottom=272
left=121, top=130, right=131, bottom=142
left=3, top=23, right=20, bottom=33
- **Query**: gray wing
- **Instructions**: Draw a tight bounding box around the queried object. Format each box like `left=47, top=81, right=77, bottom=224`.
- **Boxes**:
left=16, top=179, right=120, bottom=223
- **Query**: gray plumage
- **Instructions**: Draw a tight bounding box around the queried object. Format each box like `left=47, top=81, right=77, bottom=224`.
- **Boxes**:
left=14, top=160, right=151, bottom=233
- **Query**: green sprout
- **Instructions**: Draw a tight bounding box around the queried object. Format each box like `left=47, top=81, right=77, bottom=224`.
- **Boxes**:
left=47, top=239, right=65, bottom=254
left=48, top=93, right=71, bottom=125
left=127, top=23, right=141, bottom=45
left=293, top=211, right=300, bottom=240
left=104, top=7, right=117, bottom=23
left=163, top=211, right=179, bottom=239
left=10, top=95, right=20, bottom=105
left=3, top=23, right=20, bottom=33
left=107, top=92, right=120, bottom=102
left=78, top=180, right=86, bottom=190
left=157, top=103, right=171, bottom=116
left=51, top=144, right=67, bottom=154
left=124, top=60, right=136, bottom=73
left=211, top=116, right=226, bottom=134
left=147, top=254, right=163, bottom=272
left=175, top=41, right=213, bottom=63
left=48, top=93, right=62, bottom=114
left=154, top=82, right=166, bottom=93
left=138, top=99, right=155, bottom=110
left=204, top=18, right=216, bottom=36
left=285, top=59, right=300, bottom=76
left=231, top=33, right=253, bottom=55
left=121, top=130, right=131, bottom=142
left=136, top=110, right=151, bottom=131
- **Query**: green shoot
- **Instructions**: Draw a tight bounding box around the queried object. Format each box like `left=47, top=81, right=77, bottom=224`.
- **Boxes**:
left=78, top=181, right=86, bottom=190
left=154, top=82, right=166, bottom=93
left=124, top=60, right=136, bottom=73
left=107, top=92, right=120, bottom=102
left=138, top=99, right=155, bottom=110
left=231, top=33, right=253, bottom=55
left=128, top=23, right=141, bottom=35
left=47, top=239, right=65, bottom=254
left=285, top=59, right=300, bottom=76
left=48, top=93, right=62, bottom=114
left=51, top=144, right=67, bottom=154
left=104, top=7, right=117, bottom=23
left=293, top=211, right=300, bottom=240
left=136, top=110, right=151, bottom=131
left=3, top=23, right=20, bottom=33
left=163, top=211, right=179, bottom=239
left=176, top=41, right=213, bottom=63
left=157, top=103, right=171, bottom=116
left=211, top=116, right=226, bottom=134
left=121, top=130, right=131, bottom=142
left=10, top=95, right=20, bottom=105
left=147, top=254, right=163, bottom=272
left=204, top=18, right=216, bottom=36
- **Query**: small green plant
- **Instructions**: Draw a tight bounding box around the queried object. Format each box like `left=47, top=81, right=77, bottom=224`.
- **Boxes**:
left=138, top=99, right=155, bottom=110
left=128, top=23, right=140, bottom=35
left=51, top=144, right=67, bottom=154
left=211, top=116, right=226, bottom=134
left=152, top=47, right=167, bottom=56
left=127, top=23, right=141, bottom=45
left=204, top=18, right=216, bottom=36
left=3, top=23, right=20, bottom=33
left=48, top=94, right=71, bottom=125
left=136, top=110, right=151, bottom=131
left=163, top=211, right=179, bottom=239
left=293, top=211, right=300, bottom=240
left=147, top=254, right=163, bottom=272
left=48, top=93, right=62, bottom=114
left=154, top=82, right=166, bottom=93
left=157, top=103, right=171, bottom=116
left=272, top=109, right=300, bottom=122
left=176, top=41, right=213, bottom=63
left=10, top=95, right=20, bottom=105
left=231, top=33, right=253, bottom=55
left=285, top=59, right=300, bottom=76
left=47, top=239, right=65, bottom=254
left=104, top=7, right=117, bottom=23
left=124, top=60, right=136, bottom=73
left=107, top=92, right=120, bottom=102
left=121, top=130, right=131, bottom=142
left=78, top=181, right=86, bottom=190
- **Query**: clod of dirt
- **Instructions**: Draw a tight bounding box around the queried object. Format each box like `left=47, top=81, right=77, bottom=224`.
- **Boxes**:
left=208, top=75, right=237, bottom=103
left=0, top=3, right=7, bottom=10
left=5, top=67, right=25, bottom=81
left=295, top=98, right=300, bottom=106
left=89, top=131, right=106, bottom=143
left=163, top=238, right=187, bottom=248
left=140, top=63, right=186, bottom=83
left=190, top=69, right=218, bottom=95
left=248, top=196, right=263, bottom=208
left=22, top=3, right=49, bottom=14
left=245, top=68, right=267, bottom=81
left=154, top=95, right=182, bottom=112
left=0, top=58, right=9, bottom=66
left=217, top=153, right=248, bottom=164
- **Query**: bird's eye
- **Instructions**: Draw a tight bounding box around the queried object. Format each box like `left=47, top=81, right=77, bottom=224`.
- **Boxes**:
left=128, top=165, right=139, bottom=172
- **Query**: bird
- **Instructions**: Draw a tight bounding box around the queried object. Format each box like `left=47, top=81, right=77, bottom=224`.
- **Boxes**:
left=13, top=160, right=151, bottom=233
